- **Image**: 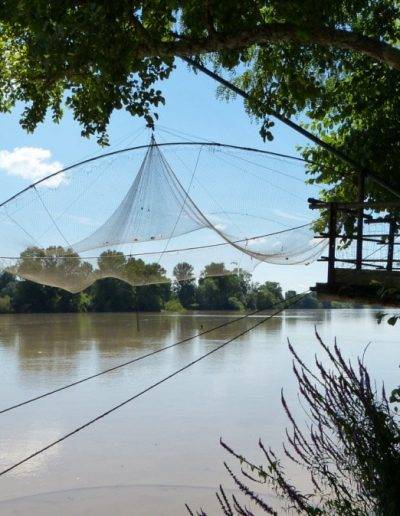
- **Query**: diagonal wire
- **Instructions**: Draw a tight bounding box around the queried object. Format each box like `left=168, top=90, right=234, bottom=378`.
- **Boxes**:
left=219, top=148, right=305, bottom=183
left=2, top=208, right=42, bottom=247
left=33, top=186, right=71, bottom=247
left=0, top=224, right=315, bottom=260
left=156, top=132, right=244, bottom=237
left=212, top=151, right=306, bottom=202
left=156, top=143, right=203, bottom=267
left=0, top=292, right=306, bottom=416
left=0, top=292, right=308, bottom=478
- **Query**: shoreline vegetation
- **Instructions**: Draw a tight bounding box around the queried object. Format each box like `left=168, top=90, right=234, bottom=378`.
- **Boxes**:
left=0, top=260, right=359, bottom=314
left=190, top=333, right=400, bottom=515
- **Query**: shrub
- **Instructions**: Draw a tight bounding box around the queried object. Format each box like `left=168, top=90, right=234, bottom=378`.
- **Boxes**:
left=227, top=296, right=245, bottom=311
left=0, top=295, right=12, bottom=313
left=164, top=298, right=186, bottom=313
left=188, top=332, right=400, bottom=515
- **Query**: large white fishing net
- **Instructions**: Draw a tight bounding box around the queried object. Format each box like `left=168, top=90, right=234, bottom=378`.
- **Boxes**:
left=0, top=136, right=327, bottom=292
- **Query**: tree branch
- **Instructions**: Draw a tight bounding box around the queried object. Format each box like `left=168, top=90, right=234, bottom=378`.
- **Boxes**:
left=148, top=23, right=400, bottom=71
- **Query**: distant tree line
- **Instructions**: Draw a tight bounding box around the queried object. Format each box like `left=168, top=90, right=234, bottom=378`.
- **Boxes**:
left=0, top=259, right=356, bottom=314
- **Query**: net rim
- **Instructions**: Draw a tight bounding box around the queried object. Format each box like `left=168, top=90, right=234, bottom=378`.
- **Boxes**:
left=0, top=141, right=311, bottom=209
left=0, top=222, right=321, bottom=260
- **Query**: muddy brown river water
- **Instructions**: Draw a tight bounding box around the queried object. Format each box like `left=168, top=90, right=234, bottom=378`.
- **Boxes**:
left=0, top=310, right=398, bottom=514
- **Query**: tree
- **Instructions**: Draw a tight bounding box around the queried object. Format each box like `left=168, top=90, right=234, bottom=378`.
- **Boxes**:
left=93, top=250, right=130, bottom=311
left=97, top=250, right=126, bottom=275
left=202, top=263, right=229, bottom=278
left=12, top=280, right=59, bottom=313
left=173, top=262, right=196, bottom=308
left=128, top=258, right=171, bottom=310
left=190, top=334, right=400, bottom=515
left=197, top=264, right=251, bottom=310
left=285, top=289, right=297, bottom=300
left=92, top=250, right=132, bottom=311
left=196, top=277, right=221, bottom=310
left=286, top=290, right=322, bottom=308
left=0, top=272, right=15, bottom=313
left=91, top=278, right=135, bottom=312
left=0, top=271, right=15, bottom=291
left=93, top=252, right=170, bottom=311
left=173, top=262, right=194, bottom=282
left=16, top=245, right=93, bottom=293
left=255, top=281, right=284, bottom=309
left=0, top=1, right=398, bottom=170
left=0, top=295, right=12, bottom=313
left=135, top=284, right=166, bottom=311
left=12, top=246, right=93, bottom=312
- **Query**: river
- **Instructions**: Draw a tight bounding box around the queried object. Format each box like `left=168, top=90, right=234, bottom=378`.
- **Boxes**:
left=0, top=309, right=398, bottom=515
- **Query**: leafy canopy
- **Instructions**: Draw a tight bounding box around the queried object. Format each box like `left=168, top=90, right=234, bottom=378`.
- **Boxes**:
left=0, top=1, right=400, bottom=202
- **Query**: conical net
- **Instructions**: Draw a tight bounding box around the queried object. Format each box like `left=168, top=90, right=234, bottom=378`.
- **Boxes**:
left=0, top=138, right=326, bottom=292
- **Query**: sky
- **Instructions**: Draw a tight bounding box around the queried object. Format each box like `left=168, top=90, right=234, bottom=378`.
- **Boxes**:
left=0, top=61, right=327, bottom=293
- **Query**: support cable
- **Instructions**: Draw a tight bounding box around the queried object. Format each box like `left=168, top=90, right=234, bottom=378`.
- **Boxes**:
left=156, top=131, right=244, bottom=238
left=0, top=224, right=314, bottom=261
left=180, top=56, right=400, bottom=200
left=0, top=142, right=311, bottom=210
left=34, top=186, right=71, bottom=247
left=3, top=210, right=42, bottom=248
left=0, top=293, right=306, bottom=416
left=0, top=291, right=307, bottom=478
left=156, top=143, right=203, bottom=266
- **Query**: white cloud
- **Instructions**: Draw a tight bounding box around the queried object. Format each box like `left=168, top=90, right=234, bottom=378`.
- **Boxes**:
left=0, top=147, right=65, bottom=187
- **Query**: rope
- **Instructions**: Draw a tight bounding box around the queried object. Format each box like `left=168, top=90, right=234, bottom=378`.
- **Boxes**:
left=219, top=148, right=305, bottom=183
left=212, top=151, right=306, bottom=202
left=181, top=56, right=400, bottom=201
left=3, top=209, right=42, bottom=248
left=0, top=292, right=307, bottom=478
left=0, top=224, right=313, bottom=261
left=156, top=125, right=215, bottom=144
left=0, top=293, right=306, bottom=416
left=33, top=186, right=71, bottom=248
left=156, top=143, right=203, bottom=266
left=0, top=142, right=311, bottom=209
left=156, top=132, right=245, bottom=238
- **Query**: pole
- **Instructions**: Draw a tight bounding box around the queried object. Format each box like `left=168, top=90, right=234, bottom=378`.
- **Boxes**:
left=328, top=203, right=337, bottom=285
left=180, top=57, right=356, bottom=168
left=387, top=220, right=396, bottom=271
left=356, top=171, right=366, bottom=271
left=135, top=287, right=140, bottom=332
left=136, top=306, right=140, bottom=332
left=180, top=56, right=400, bottom=200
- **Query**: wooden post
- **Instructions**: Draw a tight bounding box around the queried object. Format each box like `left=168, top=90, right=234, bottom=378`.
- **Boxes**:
left=328, top=203, right=337, bottom=285
left=356, top=171, right=366, bottom=271
left=387, top=220, right=396, bottom=271
left=135, top=287, right=140, bottom=332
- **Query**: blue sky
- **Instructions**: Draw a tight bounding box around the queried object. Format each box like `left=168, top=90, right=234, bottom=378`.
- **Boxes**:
left=0, top=61, right=327, bottom=292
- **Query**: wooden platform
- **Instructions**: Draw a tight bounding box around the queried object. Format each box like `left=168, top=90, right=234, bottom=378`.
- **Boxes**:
left=312, top=268, right=400, bottom=306
left=335, top=268, right=400, bottom=288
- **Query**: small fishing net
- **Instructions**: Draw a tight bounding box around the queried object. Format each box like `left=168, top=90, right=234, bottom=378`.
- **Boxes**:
left=0, top=136, right=326, bottom=292
left=334, top=218, right=400, bottom=271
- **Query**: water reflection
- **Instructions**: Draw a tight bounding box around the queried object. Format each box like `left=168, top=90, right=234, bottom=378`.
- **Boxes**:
left=0, top=312, right=287, bottom=383
left=0, top=308, right=398, bottom=516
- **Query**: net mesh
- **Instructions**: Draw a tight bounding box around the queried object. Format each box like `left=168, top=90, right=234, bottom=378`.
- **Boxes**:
left=334, top=218, right=400, bottom=270
left=0, top=137, right=326, bottom=292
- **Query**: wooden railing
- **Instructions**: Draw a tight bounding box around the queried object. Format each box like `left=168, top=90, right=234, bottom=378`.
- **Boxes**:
left=309, top=198, right=400, bottom=286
